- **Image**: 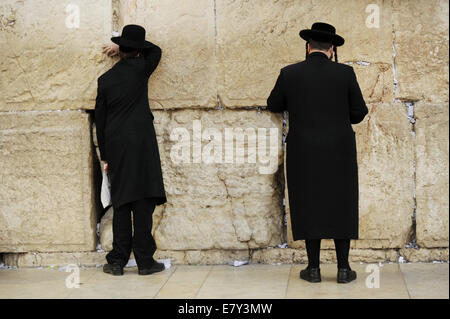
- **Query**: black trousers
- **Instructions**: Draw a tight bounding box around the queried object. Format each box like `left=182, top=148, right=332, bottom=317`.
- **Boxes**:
left=305, top=239, right=351, bottom=269
left=106, top=197, right=157, bottom=269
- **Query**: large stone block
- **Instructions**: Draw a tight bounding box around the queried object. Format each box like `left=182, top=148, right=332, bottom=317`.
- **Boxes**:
left=216, top=0, right=393, bottom=107
left=415, top=102, right=449, bottom=247
left=285, top=103, right=415, bottom=249
left=115, top=0, right=217, bottom=108
left=393, top=0, right=449, bottom=102
left=150, top=109, right=284, bottom=250
left=0, top=110, right=97, bottom=252
left=0, top=0, right=113, bottom=111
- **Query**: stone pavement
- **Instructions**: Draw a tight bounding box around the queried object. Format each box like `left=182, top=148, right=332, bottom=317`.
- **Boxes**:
left=0, top=263, right=448, bottom=299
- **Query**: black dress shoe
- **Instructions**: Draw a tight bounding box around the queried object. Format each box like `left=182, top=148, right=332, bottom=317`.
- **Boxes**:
left=337, top=268, right=357, bottom=283
left=138, top=261, right=165, bottom=275
left=103, top=263, right=124, bottom=276
left=300, top=267, right=321, bottom=283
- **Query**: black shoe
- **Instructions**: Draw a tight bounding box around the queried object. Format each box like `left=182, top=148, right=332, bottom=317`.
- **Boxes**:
left=300, top=267, right=321, bottom=283
left=103, top=263, right=124, bottom=276
left=138, top=261, right=165, bottom=275
left=337, top=268, right=357, bottom=283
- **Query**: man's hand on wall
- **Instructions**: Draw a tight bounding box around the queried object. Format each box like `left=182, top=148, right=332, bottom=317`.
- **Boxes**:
left=102, top=43, right=119, bottom=57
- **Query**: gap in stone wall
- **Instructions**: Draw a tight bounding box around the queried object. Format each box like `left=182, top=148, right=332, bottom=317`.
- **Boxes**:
left=85, top=109, right=105, bottom=252
left=405, top=101, right=418, bottom=249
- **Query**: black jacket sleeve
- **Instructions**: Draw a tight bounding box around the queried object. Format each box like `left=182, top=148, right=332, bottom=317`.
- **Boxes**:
left=348, top=67, right=368, bottom=124
left=142, top=42, right=162, bottom=78
left=94, top=78, right=107, bottom=161
left=267, top=70, right=287, bottom=112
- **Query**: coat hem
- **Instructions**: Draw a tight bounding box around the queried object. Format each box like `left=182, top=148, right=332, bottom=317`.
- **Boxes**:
left=292, top=236, right=359, bottom=241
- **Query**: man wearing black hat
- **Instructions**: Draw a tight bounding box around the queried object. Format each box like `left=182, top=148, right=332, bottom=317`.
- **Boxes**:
left=95, top=24, right=167, bottom=276
left=267, top=22, right=368, bottom=283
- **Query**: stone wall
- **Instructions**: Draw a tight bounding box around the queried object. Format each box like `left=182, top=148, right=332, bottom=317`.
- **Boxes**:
left=0, top=0, right=448, bottom=266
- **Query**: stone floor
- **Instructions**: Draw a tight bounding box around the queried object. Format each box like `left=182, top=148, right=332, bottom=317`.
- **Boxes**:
left=0, top=263, right=448, bottom=299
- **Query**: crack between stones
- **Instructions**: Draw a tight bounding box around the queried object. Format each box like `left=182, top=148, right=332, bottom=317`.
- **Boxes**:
left=391, top=0, right=399, bottom=102
left=213, top=0, right=221, bottom=110
left=405, top=101, right=418, bottom=250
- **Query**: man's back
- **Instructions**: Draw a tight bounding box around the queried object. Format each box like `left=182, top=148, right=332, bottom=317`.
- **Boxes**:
left=268, top=51, right=367, bottom=143
left=99, top=59, right=153, bottom=136
left=96, top=46, right=161, bottom=148
left=266, top=48, right=368, bottom=241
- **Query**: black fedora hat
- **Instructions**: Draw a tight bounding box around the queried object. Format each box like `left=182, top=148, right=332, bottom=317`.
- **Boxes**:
left=111, top=24, right=153, bottom=49
left=299, top=22, right=344, bottom=47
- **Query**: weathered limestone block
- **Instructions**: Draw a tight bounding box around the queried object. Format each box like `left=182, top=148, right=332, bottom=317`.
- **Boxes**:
left=115, top=0, right=216, bottom=108
left=150, top=109, right=284, bottom=250
left=2, top=249, right=252, bottom=267
left=216, top=0, right=393, bottom=107
left=251, top=248, right=399, bottom=264
left=3, top=251, right=108, bottom=268
left=399, top=248, right=449, bottom=262
left=0, top=110, right=96, bottom=252
left=0, top=0, right=113, bottom=111
left=351, top=102, right=414, bottom=247
left=7, top=247, right=431, bottom=267
left=171, top=250, right=250, bottom=265
left=393, top=0, right=449, bottom=102
left=352, top=63, right=393, bottom=104
left=415, top=103, right=449, bottom=247
left=285, top=103, right=415, bottom=249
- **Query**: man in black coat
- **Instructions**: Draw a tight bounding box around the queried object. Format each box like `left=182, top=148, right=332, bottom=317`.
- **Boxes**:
left=95, top=24, right=167, bottom=276
left=267, top=22, right=368, bottom=283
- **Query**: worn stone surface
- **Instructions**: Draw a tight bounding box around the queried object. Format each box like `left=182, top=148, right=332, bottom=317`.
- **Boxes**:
left=4, top=248, right=449, bottom=267
left=2, top=250, right=251, bottom=267
left=251, top=248, right=400, bottom=264
left=399, top=248, right=449, bottom=262
left=114, top=0, right=217, bottom=109
left=0, top=111, right=97, bottom=252
left=3, top=247, right=449, bottom=268
left=393, top=0, right=449, bottom=102
left=0, top=0, right=113, bottom=111
left=285, top=103, right=415, bottom=249
left=415, top=103, right=449, bottom=248
left=150, top=109, right=284, bottom=250
left=352, top=63, right=394, bottom=104
left=216, top=0, right=393, bottom=107
left=156, top=250, right=250, bottom=266
left=3, top=251, right=108, bottom=268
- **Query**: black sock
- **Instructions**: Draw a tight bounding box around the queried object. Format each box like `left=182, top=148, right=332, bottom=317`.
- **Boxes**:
left=334, top=239, right=351, bottom=269
left=305, top=239, right=321, bottom=268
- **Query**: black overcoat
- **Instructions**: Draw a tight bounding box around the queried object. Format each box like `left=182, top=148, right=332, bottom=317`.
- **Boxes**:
left=94, top=43, right=167, bottom=207
left=267, top=51, right=368, bottom=240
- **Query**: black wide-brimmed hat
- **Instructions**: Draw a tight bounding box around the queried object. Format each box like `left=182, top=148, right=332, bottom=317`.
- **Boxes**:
left=111, top=24, right=153, bottom=49
left=299, top=22, right=344, bottom=47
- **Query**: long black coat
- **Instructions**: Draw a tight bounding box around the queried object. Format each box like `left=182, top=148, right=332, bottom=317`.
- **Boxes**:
left=95, top=43, right=167, bottom=207
left=267, top=51, right=368, bottom=240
